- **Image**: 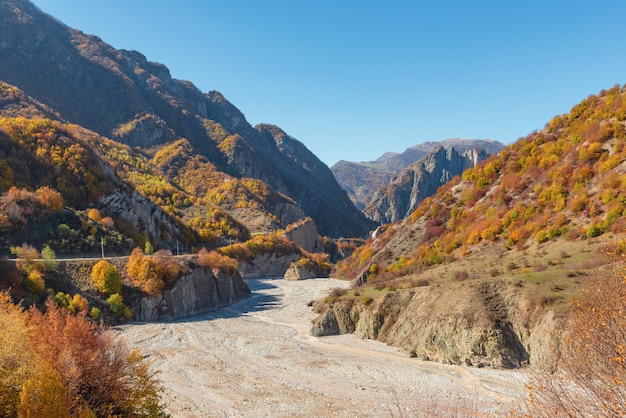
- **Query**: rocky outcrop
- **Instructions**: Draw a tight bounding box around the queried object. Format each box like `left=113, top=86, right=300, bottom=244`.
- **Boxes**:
left=284, top=263, right=317, bottom=281
left=99, top=187, right=180, bottom=248
left=282, top=218, right=323, bottom=253
left=311, top=279, right=559, bottom=369
left=272, top=202, right=307, bottom=227
left=364, top=146, right=490, bottom=224
left=113, top=113, right=176, bottom=147
left=133, top=267, right=250, bottom=321
left=284, top=258, right=330, bottom=281
left=237, top=252, right=302, bottom=278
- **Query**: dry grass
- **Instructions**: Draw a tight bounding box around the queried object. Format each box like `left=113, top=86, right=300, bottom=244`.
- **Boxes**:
left=333, top=234, right=625, bottom=317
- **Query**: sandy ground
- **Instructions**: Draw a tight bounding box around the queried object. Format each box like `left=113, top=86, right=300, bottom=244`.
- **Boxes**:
left=118, top=277, right=529, bottom=417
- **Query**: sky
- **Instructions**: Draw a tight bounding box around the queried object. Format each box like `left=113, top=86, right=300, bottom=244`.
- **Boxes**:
left=29, top=0, right=626, bottom=166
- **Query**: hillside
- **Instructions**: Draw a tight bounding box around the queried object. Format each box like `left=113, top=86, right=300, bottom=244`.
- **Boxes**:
left=0, top=0, right=374, bottom=238
left=331, top=138, right=504, bottom=210
left=315, top=83, right=626, bottom=367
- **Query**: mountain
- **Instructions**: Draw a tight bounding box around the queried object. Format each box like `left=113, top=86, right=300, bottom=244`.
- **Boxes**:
left=0, top=0, right=374, bottom=238
left=364, top=146, right=490, bottom=224
left=314, top=83, right=626, bottom=367
left=331, top=138, right=504, bottom=210
left=342, top=82, right=626, bottom=285
left=374, top=138, right=505, bottom=171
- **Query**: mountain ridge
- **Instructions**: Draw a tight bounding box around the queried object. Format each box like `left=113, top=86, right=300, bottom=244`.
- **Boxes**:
left=0, top=0, right=374, bottom=238
left=332, top=138, right=504, bottom=211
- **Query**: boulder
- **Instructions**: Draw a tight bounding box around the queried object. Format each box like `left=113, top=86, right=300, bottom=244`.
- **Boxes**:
left=284, top=263, right=316, bottom=281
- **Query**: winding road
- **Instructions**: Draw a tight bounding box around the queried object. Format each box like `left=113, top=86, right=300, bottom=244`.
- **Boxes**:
left=119, top=277, right=528, bottom=417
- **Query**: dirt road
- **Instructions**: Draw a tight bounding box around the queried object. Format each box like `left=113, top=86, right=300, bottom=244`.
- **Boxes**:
left=119, top=277, right=528, bottom=417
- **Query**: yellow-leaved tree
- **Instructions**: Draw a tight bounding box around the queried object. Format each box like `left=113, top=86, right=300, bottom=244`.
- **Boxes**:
left=90, top=260, right=122, bottom=294
left=526, top=255, right=626, bottom=416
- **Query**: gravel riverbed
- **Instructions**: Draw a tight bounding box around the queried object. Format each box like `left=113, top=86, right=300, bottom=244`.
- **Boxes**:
left=118, top=277, right=529, bottom=417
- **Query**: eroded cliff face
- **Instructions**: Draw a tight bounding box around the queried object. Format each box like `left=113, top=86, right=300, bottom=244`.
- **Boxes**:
left=311, top=279, right=558, bottom=369
left=133, top=267, right=250, bottom=321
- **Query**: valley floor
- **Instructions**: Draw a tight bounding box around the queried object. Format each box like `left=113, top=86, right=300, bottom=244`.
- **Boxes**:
left=119, top=277, right=529, bottom=417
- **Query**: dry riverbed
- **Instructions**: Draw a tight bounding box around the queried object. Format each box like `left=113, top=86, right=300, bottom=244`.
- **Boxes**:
left=119, top=277, right=529, bottom=417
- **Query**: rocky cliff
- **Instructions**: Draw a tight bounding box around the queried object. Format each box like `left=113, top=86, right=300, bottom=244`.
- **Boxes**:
left=331, top=139, right=504, bottom=210
left=99, top=187, right=182, bottom=248
left=311, top=279, right=557, bottom=368
left=364, top=146, right=490, bottom=224
left=133, top=267, right=250, bottom=321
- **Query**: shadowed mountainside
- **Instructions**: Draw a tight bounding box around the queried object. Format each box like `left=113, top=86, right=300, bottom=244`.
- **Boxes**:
left=0, top=0, right=374, bottom=238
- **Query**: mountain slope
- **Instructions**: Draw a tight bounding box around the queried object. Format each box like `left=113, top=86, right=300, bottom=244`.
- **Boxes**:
left=331, top=138, right=504, bottom=210
left=341, top=84, right=626, bottom=278
left=317, top=83, right=626, bottom=367
left=0, top=0, right=373, bottom=237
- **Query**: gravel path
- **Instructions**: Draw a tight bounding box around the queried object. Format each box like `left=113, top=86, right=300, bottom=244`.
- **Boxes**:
left=119, top=277, right=529, bottom=417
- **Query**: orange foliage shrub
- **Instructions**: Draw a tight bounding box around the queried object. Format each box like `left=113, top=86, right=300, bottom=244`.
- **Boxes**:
left=26, top=299, right=164, bottom=416
left=127, top=247, right=181, bottom=295
left=35, top=186, right=63, bottom=211
left=197, top=247, right=238, bottom=275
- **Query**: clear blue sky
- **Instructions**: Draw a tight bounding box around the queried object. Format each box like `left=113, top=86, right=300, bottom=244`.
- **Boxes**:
left=30, top=0, right=626, bottom=166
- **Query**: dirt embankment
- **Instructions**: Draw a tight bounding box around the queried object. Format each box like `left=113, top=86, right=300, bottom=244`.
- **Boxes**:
left=311, top=278, right=559, bottom=369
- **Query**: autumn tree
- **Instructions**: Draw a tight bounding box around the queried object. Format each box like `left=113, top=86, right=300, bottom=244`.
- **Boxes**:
left=127, top=247, right=180, bottom=296
left=197, top=247, right=238, bottom=275
left=0, top=293, right=35, bottom=417
left=40, top=245, right=57, bottom=272
left=35, top=186, right=63, bottom=211
left=526, top=257, right=626, bottom=416
left=27, top=299, right=165, bottom=416
left=11, top=244, right=45, bottom=295
left=10, top=243, right=41, bottom=276
left=90, top=260, right=122, bottom=294
left=17, top=365, right=70, bottom=418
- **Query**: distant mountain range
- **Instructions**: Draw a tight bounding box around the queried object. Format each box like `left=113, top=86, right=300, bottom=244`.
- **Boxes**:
left=331, top=138, right=505, bottom=214
left=0, top=0, right=375, bottom=244
left=364, top=146, right=492, bottom=224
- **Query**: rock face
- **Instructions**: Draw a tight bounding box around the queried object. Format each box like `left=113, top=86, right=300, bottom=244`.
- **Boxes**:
left=237, top=252, right=302, bottom=278
left=282, top=218, right=323, bottom=253
left=133, top=267, right=251, bottom=321
left=331, top=139, right=505, bottom=210
left=99, top=187, right=181, bottom=248
left=311, top=279, right=558, bottom=369
left=364, top=146, right=490, bottom=224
